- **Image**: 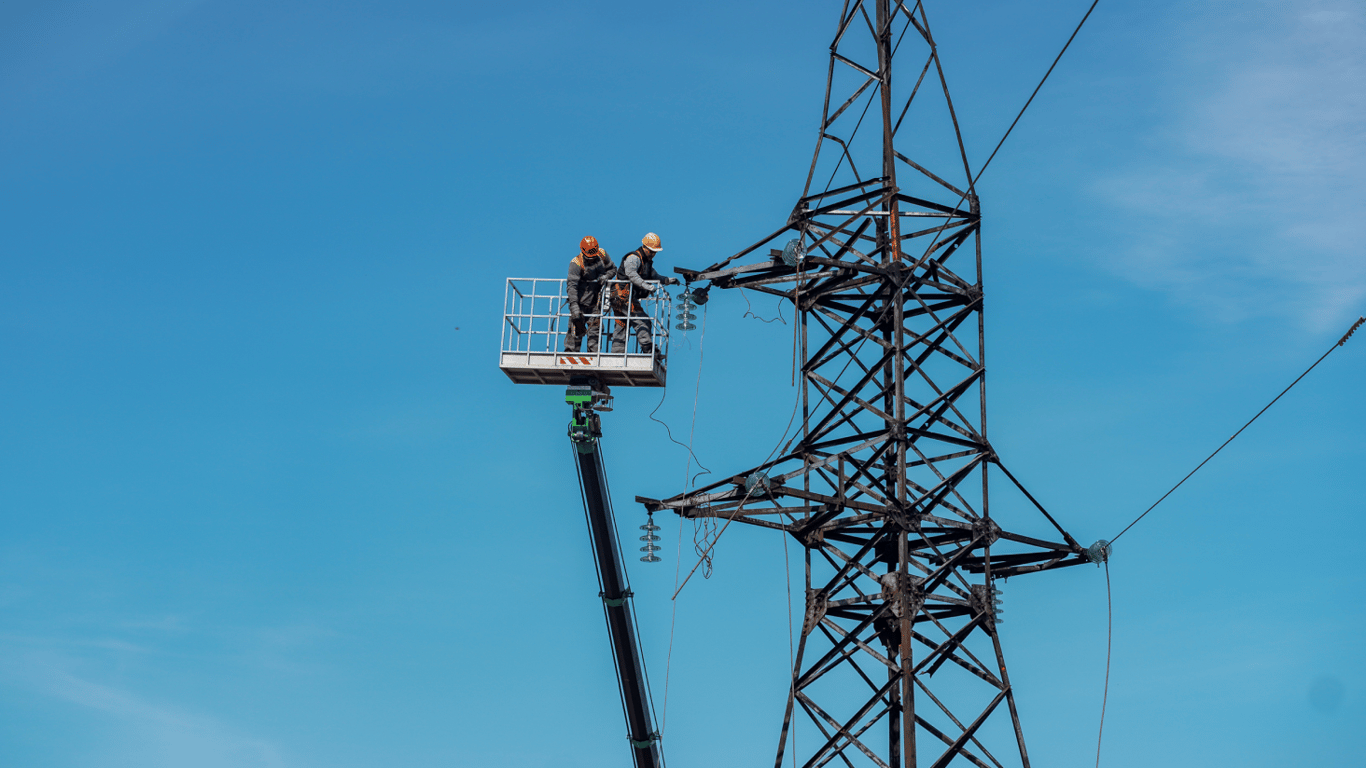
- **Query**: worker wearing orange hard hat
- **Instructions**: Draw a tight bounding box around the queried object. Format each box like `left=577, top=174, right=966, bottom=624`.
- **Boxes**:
left=564, top=235, right=617, bottom=353
left=611, top=232, right=679, bottom=356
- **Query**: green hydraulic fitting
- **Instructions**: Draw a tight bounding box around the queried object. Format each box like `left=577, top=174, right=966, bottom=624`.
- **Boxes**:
left=566, top=385, right=593, bottom=408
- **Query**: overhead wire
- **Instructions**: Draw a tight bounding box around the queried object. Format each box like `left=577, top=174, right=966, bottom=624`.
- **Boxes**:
left=1109, top=315, right=1364, bottom=544
left=1089, top=317, right=1360, bottom=765
left=912, top=0, right=1101, bottom=268
left=654, top=0, right=1360, bottom=758
left=656, top=0, right=1143, bottom=755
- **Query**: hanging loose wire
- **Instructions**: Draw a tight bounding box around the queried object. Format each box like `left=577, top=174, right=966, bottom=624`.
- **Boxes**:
left=782, top=511, right=797, bottom=768
left=1095, top=560, right=1112, bottom=767
left=1093, top=317, right=1361, bottom=760
left=661, top=511, right=685, bottom=733
left=689, top=305, right=719, bottom=578
left=1110, top=315, right=1364, bottom=544
left=648, top=393, right=711, bottom=479
left=673, top=307, right=880, bottom=600
left=740, top=286, right=788, bottom=325
left=662, top=301, right=710, bottom=732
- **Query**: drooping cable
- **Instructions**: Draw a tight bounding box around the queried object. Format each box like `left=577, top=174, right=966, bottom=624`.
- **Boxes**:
left=670, top=269, right=815, bottom=599
left=673, top=303, right=876, bottom=600
left=782, top=517, right=797, bottom=768
left=672, top=357, right=805, bottom=601
left=662, top=302, right=710, bottom=731
left=740, top=286, right=787, bottom=325
left=1093, top=318, right=1361, bottom=762
left=1110, top=316, right=1364, bottom=544
left=1095, top=560, right=1112, bottom=767
left=661, top=512, right=685, bottom=733
left=648, top=385, right=712, bottom=483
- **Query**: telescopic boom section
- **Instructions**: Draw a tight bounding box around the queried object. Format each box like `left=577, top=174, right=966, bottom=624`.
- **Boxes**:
left=567, top=378, right=663, bottom=768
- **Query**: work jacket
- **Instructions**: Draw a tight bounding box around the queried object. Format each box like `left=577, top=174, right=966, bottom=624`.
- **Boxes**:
left=567, top=249, right=616, bottom=310
left=616, top=247, right=662, bottom=303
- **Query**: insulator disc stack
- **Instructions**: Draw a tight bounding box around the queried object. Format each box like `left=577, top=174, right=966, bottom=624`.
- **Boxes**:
left=675, top=290, right=697, bottom=331
left=640, top=514, right=662, bottom=562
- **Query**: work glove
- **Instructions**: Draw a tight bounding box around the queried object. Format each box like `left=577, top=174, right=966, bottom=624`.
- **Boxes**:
left=662, top=276, right=680, bottom=286
left=597, top=273, right=612, bottom=284
left=570, top=305, right=583, bottom=320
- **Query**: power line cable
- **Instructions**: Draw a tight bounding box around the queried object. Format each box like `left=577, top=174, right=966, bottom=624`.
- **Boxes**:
left=912, top=0, right=1101, bottom=268
left=1094, top=317, right=1362, bottom=761
left=1095, top=560, right=1112, bottom=767
left=1110, top=315, right=1363, bottom=544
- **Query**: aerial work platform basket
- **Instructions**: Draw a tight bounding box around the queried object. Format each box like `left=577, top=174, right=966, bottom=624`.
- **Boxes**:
left=499, top=277, right=670, bottom=387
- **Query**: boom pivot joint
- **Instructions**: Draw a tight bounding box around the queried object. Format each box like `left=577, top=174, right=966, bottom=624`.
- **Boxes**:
left=566, top=376, right=613, bottom=450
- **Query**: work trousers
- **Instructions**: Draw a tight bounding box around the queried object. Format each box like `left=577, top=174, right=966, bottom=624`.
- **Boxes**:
left=611, top=295, right=653, bottom=354
left=564, top=306, right=604, bottom=353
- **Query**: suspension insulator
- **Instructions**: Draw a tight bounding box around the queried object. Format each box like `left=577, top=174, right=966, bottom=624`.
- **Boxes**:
left=1084, top=540, right=1112, bottom=565
left=640, top=515, right=662, bottom=562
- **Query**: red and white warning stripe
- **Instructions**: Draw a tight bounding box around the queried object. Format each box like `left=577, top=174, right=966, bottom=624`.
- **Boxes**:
left=558, top=356, right=594, bottom=365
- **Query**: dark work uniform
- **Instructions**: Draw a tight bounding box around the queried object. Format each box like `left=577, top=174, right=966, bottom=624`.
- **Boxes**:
left=565, top=249, right=616, bottom=353
left=612, top=247, right=665, bottom=354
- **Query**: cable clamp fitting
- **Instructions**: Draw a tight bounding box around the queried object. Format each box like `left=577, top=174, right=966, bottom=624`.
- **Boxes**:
left=600, top=590, right=634, bottom=607
left=628, top=731, right=660, bottom=749
left=1338, top=316, right=1364, bottom=347
left=1083, top=539, right=1112, bottom=566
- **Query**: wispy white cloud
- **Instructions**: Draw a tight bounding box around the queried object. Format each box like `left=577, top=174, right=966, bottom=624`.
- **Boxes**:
left=8, top=653, right=290, bottom=768
left=1095, top=0, right=1366, bottom=330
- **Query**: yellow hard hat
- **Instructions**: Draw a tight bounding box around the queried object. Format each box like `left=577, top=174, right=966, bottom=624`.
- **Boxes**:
left=642, top=232, right=663, bottom=252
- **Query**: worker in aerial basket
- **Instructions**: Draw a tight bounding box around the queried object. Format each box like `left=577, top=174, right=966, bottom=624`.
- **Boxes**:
left=612, top=232, right=679, bottom=355
left=564, top=235, right=617, bottom=353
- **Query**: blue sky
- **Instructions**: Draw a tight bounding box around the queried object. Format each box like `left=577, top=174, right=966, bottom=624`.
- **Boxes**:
left=1, top=1, right=1363, bottom=766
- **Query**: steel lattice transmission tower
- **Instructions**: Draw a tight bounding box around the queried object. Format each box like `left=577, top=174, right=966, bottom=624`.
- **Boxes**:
left=639, top=3, right=1096, bottom=767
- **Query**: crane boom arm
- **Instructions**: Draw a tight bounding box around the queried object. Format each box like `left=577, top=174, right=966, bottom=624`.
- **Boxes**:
left=568, top=380, right=663, bottom=768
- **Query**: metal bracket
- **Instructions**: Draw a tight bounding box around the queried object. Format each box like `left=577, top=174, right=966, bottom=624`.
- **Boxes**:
left=1083, top=539, right=1112, bottom=565
left=628, top=731, right=660, bottom=749
left=601, top=590, right=634, bottom=608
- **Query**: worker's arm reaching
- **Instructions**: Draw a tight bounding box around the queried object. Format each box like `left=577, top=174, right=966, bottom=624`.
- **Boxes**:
left=623, top=253, right=680, bottom=292
left=622, top=254, right=652, bottom=292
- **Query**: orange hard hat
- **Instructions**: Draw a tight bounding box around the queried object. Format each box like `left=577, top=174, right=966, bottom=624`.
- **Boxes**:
left=580, top=235, right=599, bottom=253
left=642, top=232, right=662, bottom=252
